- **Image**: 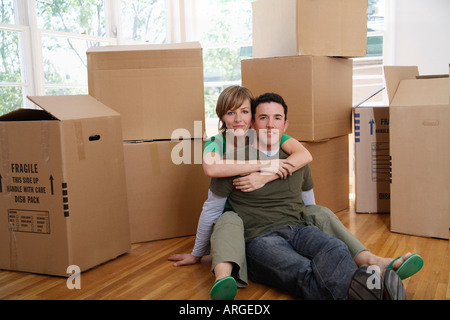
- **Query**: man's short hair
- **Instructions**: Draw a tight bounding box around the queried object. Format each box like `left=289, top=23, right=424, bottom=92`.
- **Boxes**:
left=252, top=92, right=288, bottom=121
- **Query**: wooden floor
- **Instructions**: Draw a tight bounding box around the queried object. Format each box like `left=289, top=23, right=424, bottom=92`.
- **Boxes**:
left=1, top=202, right=449, bottom=300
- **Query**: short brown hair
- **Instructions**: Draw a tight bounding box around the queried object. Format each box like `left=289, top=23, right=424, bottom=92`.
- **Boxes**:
left=216, top=86, right=254, bottom=132
left=252, top=92, right=288, bottom=121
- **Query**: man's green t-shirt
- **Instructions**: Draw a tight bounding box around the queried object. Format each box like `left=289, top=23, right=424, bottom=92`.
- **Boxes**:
left=203, top=132, right=292, bottom=211
left=209, top=146, right=314, bottom=242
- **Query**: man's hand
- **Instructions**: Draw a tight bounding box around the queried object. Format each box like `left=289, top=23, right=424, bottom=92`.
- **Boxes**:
left=168, top=253, right=201, bottom=266
left=233, top=172, right=270, bottom=192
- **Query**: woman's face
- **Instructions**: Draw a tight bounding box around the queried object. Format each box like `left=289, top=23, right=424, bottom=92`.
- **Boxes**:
left=221, top=99, right=252, bottom=136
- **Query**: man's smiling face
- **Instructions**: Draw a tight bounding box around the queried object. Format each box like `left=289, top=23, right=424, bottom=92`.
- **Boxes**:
left=252, top=101, right=289, bottom=151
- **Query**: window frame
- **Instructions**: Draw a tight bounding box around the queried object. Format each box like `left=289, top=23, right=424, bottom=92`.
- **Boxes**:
left=0, top=0, right=175, bottom=111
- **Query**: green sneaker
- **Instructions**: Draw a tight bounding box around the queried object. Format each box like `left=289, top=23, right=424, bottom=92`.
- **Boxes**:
left=210, top=276, right=237, bottom=300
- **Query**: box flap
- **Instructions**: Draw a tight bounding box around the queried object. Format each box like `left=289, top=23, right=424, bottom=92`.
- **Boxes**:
left=0, top=108, right=57, bottom=121
left=390, top=78, right=450, bottom=106
left=353, top=87, right=385, bottom=107
left=27, top=95, right=120, bottom=121
left=86, top=41, right=201, bottom=54
left=384, top=66, right=419, bottom=104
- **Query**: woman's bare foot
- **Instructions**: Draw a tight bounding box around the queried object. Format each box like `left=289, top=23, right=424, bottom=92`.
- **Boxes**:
left=214, top=262, right=233, bottom=281
left=354, top=251, right=412, bottom=275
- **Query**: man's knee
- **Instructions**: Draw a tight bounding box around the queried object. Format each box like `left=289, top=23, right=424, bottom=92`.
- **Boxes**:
left=303, top=205, right=338, bottom=227
left=215, top=211, right=244, bottom=228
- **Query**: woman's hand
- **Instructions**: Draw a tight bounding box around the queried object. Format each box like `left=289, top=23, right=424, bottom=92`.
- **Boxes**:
left=260, top=159, right=296, bottom=179
left=168, top=253, right=201, bottom=266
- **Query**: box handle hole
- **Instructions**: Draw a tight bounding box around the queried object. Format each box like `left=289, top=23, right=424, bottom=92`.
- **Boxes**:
left=89, top=135, right=101, bottom=141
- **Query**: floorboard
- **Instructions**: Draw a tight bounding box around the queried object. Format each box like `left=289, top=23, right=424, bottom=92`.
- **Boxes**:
left=0, top=202, right=449, bottom=300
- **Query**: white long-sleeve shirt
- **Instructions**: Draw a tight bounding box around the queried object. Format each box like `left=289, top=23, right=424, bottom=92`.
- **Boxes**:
left=191, top=188, right=316, bottom=257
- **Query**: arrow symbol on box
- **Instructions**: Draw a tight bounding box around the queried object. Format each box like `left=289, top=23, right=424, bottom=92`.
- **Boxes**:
left=369, top=119, right=375, bottom=135
left=49, top=175, right=54, bottom=195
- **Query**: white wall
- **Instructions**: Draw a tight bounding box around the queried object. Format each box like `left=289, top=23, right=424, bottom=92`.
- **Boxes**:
left=384, top=0, right=450, bottom=75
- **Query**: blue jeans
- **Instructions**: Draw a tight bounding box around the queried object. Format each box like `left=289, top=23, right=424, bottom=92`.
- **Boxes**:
left=246, top=225, right=358, bottom=300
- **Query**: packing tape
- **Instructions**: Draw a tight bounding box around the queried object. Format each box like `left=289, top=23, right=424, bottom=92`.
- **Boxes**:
left=148, top=140, right=181, bottom=176
left=41, top=121, right=50, bottom=162
left=0, top=125, right=17, bottom=270
left=169, top=140, right=181, bottom=166
left=149, top=142, right=161, bottom=176
left=73, top=121, right=86, bottom=161
left=9, top=223, right=18, bottom=270
left=0, top=124, right=10, bottom=176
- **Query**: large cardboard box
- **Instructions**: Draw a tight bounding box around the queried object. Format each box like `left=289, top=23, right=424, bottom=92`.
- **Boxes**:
left=252, top=0, right=367, bottom=58
left=123, top=140, right=210, bottom=243
left=87, top=42, right=205, bottom=141
left=0, top=95, right=131, bottom=276
left=353, top=106, right=390, bottom=213
left=302, top=135, right=349, bottom=213
left=387, top=67, right=450, bottom=239
left=242, top=56, right=353, bottom=141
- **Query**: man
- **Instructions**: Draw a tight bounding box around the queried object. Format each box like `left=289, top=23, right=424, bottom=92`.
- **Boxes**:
left=208, top=92, right=405, bottom=300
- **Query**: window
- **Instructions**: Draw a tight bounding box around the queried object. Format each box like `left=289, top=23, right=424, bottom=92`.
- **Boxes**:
left=186, top=0, right=253, bottom=136
left=1, top=0, right=15, bottom=24
left=0, top=28, right=24, bottom=114
left=35, top=0, right=107, bottom=36
left=353, top=0, right=387, bottom=106
left=120, top=0, right=168, bottom=43
left=0, top=0, right=170, bottom=116
left=0, top=1, right=26, bottom=114
left=35, top=0, right=114, bottom=95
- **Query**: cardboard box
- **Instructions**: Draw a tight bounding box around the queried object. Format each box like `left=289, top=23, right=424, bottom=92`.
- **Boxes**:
left=353, top=106, right=390, bottom=213
left=302, top=135, right=349, bottom=213
left=252, top=0, right=367, bottom=58
left=123, top=140, right=210, bottom=243
left=242, top=55, right=353, bottom=141
left=386, top=66, right=450, bottom=239
left=87, top=42, right=205, bottom=141
left=0, top=95, right=131, bottom=276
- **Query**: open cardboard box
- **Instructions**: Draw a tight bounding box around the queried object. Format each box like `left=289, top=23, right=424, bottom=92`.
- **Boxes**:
left=0, top=95, right=131, bottom=276
left=385, top=66, right=449, bottom=239
left=353, top=102, right=390, bottom=214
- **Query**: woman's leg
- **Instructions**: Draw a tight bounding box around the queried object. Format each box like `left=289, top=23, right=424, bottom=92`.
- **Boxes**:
left=302, top=205, right=368, bottom=258
left=210, top=211, right=248, bottom=287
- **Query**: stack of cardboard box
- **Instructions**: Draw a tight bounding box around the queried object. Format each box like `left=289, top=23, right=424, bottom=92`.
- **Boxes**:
left=87, top=42, right=211, bottom=244
left=0, top=42, right=212, bottom=276
left=242, top=0, right=368, bottom=212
